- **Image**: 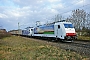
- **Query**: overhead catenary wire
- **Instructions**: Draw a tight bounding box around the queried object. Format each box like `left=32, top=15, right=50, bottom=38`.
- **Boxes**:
left=50, top=3, right=90, bottom=22
left=60, top=3, right=90, bottom=15
left=43, top=0, right=90, bottom=24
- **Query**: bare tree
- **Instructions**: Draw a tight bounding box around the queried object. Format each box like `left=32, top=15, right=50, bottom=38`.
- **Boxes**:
left=66, top=9, right=86, bottom=31
left=86, top=13, right=90, bottom=29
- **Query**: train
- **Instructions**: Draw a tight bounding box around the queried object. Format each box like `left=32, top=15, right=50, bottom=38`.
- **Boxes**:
left=9, top=21, right=77, bottom=42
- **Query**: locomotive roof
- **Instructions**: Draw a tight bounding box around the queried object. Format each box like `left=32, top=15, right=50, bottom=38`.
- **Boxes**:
left=36, top=21, right=72, bottom=27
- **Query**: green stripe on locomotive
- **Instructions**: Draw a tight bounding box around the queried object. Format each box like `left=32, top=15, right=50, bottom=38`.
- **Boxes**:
left=43, top=31, right=54, bottom=34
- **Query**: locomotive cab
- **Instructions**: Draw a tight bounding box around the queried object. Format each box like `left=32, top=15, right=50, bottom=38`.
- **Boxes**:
left=64, top=23, right=77, bottom=41
left=54, top=22, right=76, bottom=42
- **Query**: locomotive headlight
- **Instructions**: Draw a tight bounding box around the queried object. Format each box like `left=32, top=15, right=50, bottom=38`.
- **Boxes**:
left=66, top=33, right=68, bottom=36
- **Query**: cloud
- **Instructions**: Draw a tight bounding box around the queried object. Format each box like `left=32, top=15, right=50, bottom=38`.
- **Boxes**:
left=0, top=0, right=90, bottom=31
left=72, top=0, right=84, bottom=6
left=0, top=13, right=8, bottom=18
left=48, top=0, right=61, bottom=3
left=13, top=0, right=45, bottom=7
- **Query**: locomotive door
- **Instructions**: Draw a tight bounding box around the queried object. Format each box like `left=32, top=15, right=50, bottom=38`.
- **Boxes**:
left=57, top=25, right=63, bottom=39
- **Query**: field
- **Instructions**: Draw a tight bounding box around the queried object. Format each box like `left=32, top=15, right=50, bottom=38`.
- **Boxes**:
left=0, top=36, right=89, bottom=60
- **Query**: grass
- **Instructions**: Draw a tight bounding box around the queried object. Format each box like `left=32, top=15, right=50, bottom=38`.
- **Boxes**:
left=77, top=36, right=90, bottom=41
left=0, top=36, right=90, bottom=60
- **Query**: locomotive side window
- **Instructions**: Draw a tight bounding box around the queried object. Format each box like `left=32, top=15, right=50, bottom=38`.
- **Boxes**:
left=31, top=29, right=33, bottom=31
left=58, top=25, right=60, bottom=29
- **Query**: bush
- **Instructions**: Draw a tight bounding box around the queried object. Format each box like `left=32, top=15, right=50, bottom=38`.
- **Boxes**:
left=76, top=29, right=90, bottom=36
left=0, top=32, right=11, bottom=39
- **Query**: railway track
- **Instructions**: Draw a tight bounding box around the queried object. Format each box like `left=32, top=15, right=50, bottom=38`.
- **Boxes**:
left=22, top=36, right=90, bottom=57
left=56, top=40, right=90, bottom=57
left=71, top=42, right=90, bottom=49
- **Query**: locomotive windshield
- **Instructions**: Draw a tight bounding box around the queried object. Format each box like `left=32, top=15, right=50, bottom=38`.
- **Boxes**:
left=64, top=24, right=74, bottom=28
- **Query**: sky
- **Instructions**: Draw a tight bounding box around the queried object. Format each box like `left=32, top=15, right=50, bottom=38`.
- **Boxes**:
left=0, top=0, right=90, bottom=31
